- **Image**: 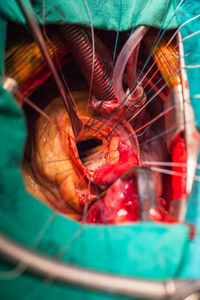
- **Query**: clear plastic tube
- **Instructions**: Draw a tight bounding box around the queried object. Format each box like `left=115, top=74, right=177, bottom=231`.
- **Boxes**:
left=127, top=43, right=140, bottom=89
left=113, top=26, right=149, bottom=104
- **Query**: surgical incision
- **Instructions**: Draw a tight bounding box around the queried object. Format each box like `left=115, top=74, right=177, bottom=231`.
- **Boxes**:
left=6, top=24, right=187, bottom=223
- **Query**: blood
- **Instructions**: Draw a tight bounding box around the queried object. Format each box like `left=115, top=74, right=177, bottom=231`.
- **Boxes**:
left=91, top=98, right=121, bottom=115
left=86, top=177, right=139, bottom=224
left=85, top=135, right=191, bottom=229
left=94, top=140, right=139, bottom=189
left=86, top=177, right=169, bottom=224
left=171, top=136, right=187, bottom=201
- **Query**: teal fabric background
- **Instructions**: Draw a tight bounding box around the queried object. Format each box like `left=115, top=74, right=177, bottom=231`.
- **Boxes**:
left=0, top=0, right=200, bottom=299
left=0, top=0, right=177, bottom=30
